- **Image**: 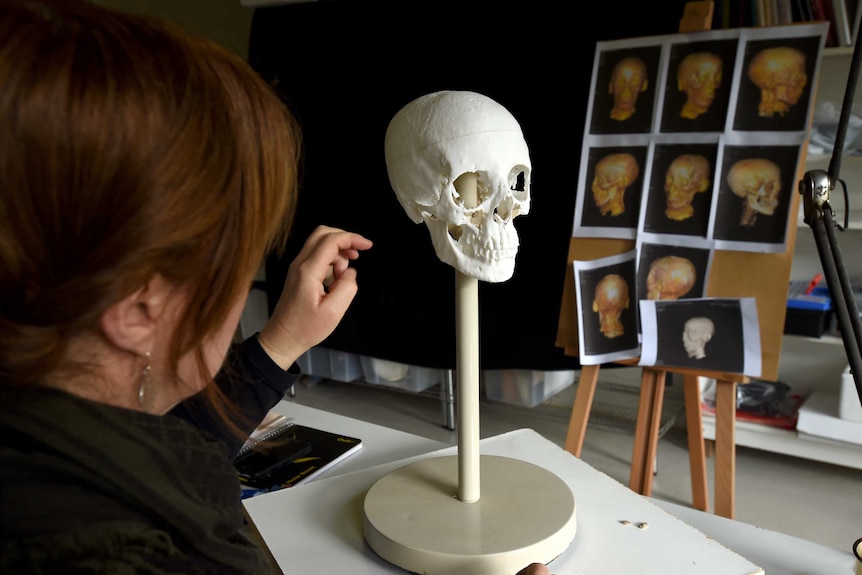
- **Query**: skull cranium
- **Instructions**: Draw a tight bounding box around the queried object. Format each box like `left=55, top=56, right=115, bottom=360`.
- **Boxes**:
left=677, top=52, right=723, bottom=120
left=683, top=316, right=715, bottom=359
left=664, top=154, right=711, bottom=221
left=609, top=57, right=648, bottom=121
left=646, top=256, right=696, bottom=300
left=747, top=46, right=807, bottom=118
left=592, top=273, right=630, bottom=339
left=384, top=91, right=531, bottom=283
left=592, top=152, right=639, bottom=217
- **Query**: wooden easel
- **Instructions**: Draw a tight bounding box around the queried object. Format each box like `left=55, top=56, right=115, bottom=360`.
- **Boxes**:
left=563, top=361, right=747, bottom=518
left=558, top=233, right=793, bottom=520
left=556, top=0, right=805, bottom=520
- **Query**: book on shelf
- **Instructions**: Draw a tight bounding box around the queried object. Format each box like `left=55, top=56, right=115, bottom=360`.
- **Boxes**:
left=792, top=0, right=815, bottom=22
left=796, top=390, right=862, bottom=444
left=235, top=410, right=363, bottom=499
left=776, top=0, right=795, bottom=23
left=714, top=0, right=853, bottom=31
left=809, top=0, right=840, bottom=46
left=756, top=0, right=767, bottom=25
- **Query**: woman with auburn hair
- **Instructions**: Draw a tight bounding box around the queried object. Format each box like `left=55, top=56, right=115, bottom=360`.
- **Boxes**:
left=0, top=1, right=556, bottom=574
left=0, top=0, right=372, bottom=572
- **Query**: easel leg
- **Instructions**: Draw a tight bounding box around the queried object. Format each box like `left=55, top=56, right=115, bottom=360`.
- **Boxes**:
left=630, top=369, right=660, bottom=494
left=683, top=374, right=709, bottom=512
left=564, top=364, right=600, bottom=457
left=714, top=379, right=737, bottom=519
left=641, top=370, right=666, bottom=496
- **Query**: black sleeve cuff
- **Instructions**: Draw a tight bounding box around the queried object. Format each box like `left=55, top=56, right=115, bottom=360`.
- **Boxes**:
left=237, top=334, right=301, bottom=396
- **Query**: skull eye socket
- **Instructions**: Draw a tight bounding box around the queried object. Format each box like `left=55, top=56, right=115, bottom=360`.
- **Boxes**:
left=509, top=166, right=530, bottom=201
left=451, top=173, right=493, bottom=209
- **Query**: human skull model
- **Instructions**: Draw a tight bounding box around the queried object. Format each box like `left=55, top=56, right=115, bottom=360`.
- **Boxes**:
left=726, top=158, right=781, bottom=227
left=646, top=256, right=696, bottom=300
left=747, top=46, right=807, bottom=117
left=592, top=273, right=630, bottom=339
left=384, top=91, right=531, bottom=283
left=609, top=57, right=648, bottom=121
left=592, top=152, right=639, bottom=217
left=664, top=154, right=711, bottom=221
left=683, top=316, right=715, bottom=359
left=677, top=52, right=723, bottom=120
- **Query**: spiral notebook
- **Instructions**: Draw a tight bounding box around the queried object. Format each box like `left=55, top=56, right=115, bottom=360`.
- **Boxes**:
left=236, top=411, right=363, bottom=499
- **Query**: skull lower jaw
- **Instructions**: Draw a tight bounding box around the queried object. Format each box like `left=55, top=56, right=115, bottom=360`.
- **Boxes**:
left=599, top=201, right=626, bottom=216
left=665, top=205, right=694, bottom=221
left=747, top=197, right=778, bottom=215
left=600, top=319, right=625, bottom=338
left=424, top=218, right=518, bottom=283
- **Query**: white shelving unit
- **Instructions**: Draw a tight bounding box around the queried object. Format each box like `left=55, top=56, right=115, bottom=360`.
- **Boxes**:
left=715, top=46, right=862, bottom=467
left=702, top=411, right=862, bottom=470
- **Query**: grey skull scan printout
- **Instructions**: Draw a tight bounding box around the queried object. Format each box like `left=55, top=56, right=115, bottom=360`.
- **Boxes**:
left=638, top=296, right=762, bottom=377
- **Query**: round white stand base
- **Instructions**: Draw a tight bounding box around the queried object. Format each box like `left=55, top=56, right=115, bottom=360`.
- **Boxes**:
left=363, top=454, right=577, bottom=575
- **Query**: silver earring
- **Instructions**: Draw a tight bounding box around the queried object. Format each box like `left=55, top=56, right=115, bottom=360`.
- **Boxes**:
left=139, top=351, right=151, bottom=410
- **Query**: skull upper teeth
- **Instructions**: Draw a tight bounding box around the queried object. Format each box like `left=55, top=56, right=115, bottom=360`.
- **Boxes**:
left=450, top=228, right=519, bottom=262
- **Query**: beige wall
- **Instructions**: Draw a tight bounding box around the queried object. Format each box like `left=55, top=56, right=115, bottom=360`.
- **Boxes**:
left=90, top=0, right=256, bottom=58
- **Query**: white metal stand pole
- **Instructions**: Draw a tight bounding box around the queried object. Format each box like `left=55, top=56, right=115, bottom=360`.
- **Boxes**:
left=454, top=173, right=480, bottom=503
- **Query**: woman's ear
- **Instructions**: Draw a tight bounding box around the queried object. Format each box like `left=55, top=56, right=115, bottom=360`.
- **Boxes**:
left=100, top=275, right=174, bottom=355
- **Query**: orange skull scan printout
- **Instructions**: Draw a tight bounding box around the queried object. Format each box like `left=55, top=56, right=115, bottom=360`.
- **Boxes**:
left=573, top=250, right=640, bottom=365
left=640, top=141, right=717, bottom=240
left=660, top=37, right=738, bottom=134
left=748, top=47, right=808, bottom=118
left=575, top=144, right=648, bottom=239
left=732, top=34, right=822, bottom=133
left=711, top=141, right=799, bottom=250
left=588, top=44, right=662, bottom=137
left=592, top=152, right=639, bottom=217
left=635, top=241, right=713, bottom=304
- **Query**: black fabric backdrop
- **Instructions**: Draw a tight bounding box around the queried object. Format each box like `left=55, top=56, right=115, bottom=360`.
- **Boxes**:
left=249, top=0, right=689, bottom=370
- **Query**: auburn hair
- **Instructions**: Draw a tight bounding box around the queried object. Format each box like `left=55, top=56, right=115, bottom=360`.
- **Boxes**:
left=0, top=0, right=299, bottom=412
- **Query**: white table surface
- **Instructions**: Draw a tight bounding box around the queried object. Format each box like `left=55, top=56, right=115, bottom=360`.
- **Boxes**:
left=252, top=401, right=855, bottom=574
left=650, top=499, right=854, bottom=575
